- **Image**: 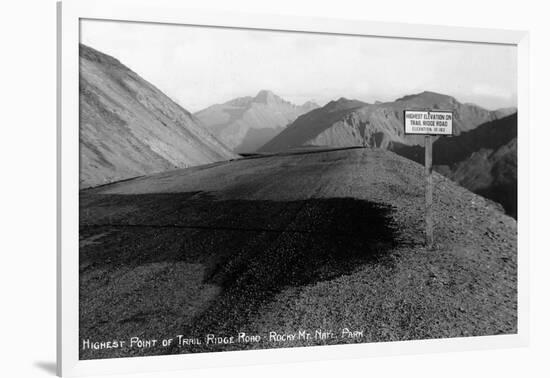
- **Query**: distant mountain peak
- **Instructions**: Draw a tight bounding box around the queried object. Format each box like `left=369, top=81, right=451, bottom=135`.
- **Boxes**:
left=254, top=89, right=279, bottom=104
left=195, top=90, right=320, bottom=153
left=325, top=97, right=367, bottom=111
left=225, top=96, right=253, bottom=107
left=396, top=91, right=456, bottom=103
left=302, top=100, right=319, bottom=109
left=256, top=89, right=274, bottom=96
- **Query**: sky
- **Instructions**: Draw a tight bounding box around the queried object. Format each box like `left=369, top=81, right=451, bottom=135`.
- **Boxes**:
left=80, top=19, right=518, bottom=113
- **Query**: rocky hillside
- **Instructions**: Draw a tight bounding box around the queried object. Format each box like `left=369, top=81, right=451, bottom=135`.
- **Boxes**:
left=259, top=91, right=510, bottom=153
left=79, top=44, right=235, bottom=189
left=195, top=90, right=318, bottom=153
left=392, top=113, right=517, bottom=217
left=79, top=147, right=516, bottom=359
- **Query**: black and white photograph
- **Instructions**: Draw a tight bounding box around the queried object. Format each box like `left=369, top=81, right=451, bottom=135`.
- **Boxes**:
left=78, top=18, right=518, bottom=360
left=12, top=0, right=550, bottom=377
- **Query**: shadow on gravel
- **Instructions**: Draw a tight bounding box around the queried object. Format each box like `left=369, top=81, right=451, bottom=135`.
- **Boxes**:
left=79, top=192, right=400, bottom=357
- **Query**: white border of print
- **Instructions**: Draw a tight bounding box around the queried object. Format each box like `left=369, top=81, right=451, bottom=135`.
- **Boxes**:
left=57, top=0, right=530, bottom=376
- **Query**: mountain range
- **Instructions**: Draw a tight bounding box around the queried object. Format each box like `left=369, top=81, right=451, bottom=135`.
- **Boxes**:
left=259, top=91, right=515, bottom=152
left=78, top=44, right=516, bottom=217
left=195, top=90, right=318, bottom=153
left=79, top=44, right=235, bottom=188
left=257, top=91, right=517, bottom=217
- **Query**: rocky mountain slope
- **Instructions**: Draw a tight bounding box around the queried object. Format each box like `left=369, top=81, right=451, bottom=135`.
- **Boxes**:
left=259, top=91, right=510, bottom=153
left=79, top=147, right=516, bottom=359
left=79, top=44, right=235, bottom=189
left=195, top=90, right=318, bottom=153
left=392, top=113, right=517, bottom=217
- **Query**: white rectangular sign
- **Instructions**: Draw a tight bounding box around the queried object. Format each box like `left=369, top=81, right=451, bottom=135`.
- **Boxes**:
left=404, top=110, right=454, bottom=135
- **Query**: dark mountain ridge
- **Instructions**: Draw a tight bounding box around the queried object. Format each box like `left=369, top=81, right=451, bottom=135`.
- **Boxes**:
left=392, top=113, right=518, bottom=217
left=259, top=91, right=508, bottom=153
left=259, top=98, right=369, bottom=152
left=391, top=113, right=517, bottom=165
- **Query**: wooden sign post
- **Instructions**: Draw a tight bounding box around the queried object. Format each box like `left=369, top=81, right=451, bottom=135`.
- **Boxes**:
left=403, top=110, right=453, bottom=249
left=424, top=135, right=433, bottom=249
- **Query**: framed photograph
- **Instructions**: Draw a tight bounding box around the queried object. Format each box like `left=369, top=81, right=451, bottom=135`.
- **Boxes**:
left=57, top=0, right=529, bottom=376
